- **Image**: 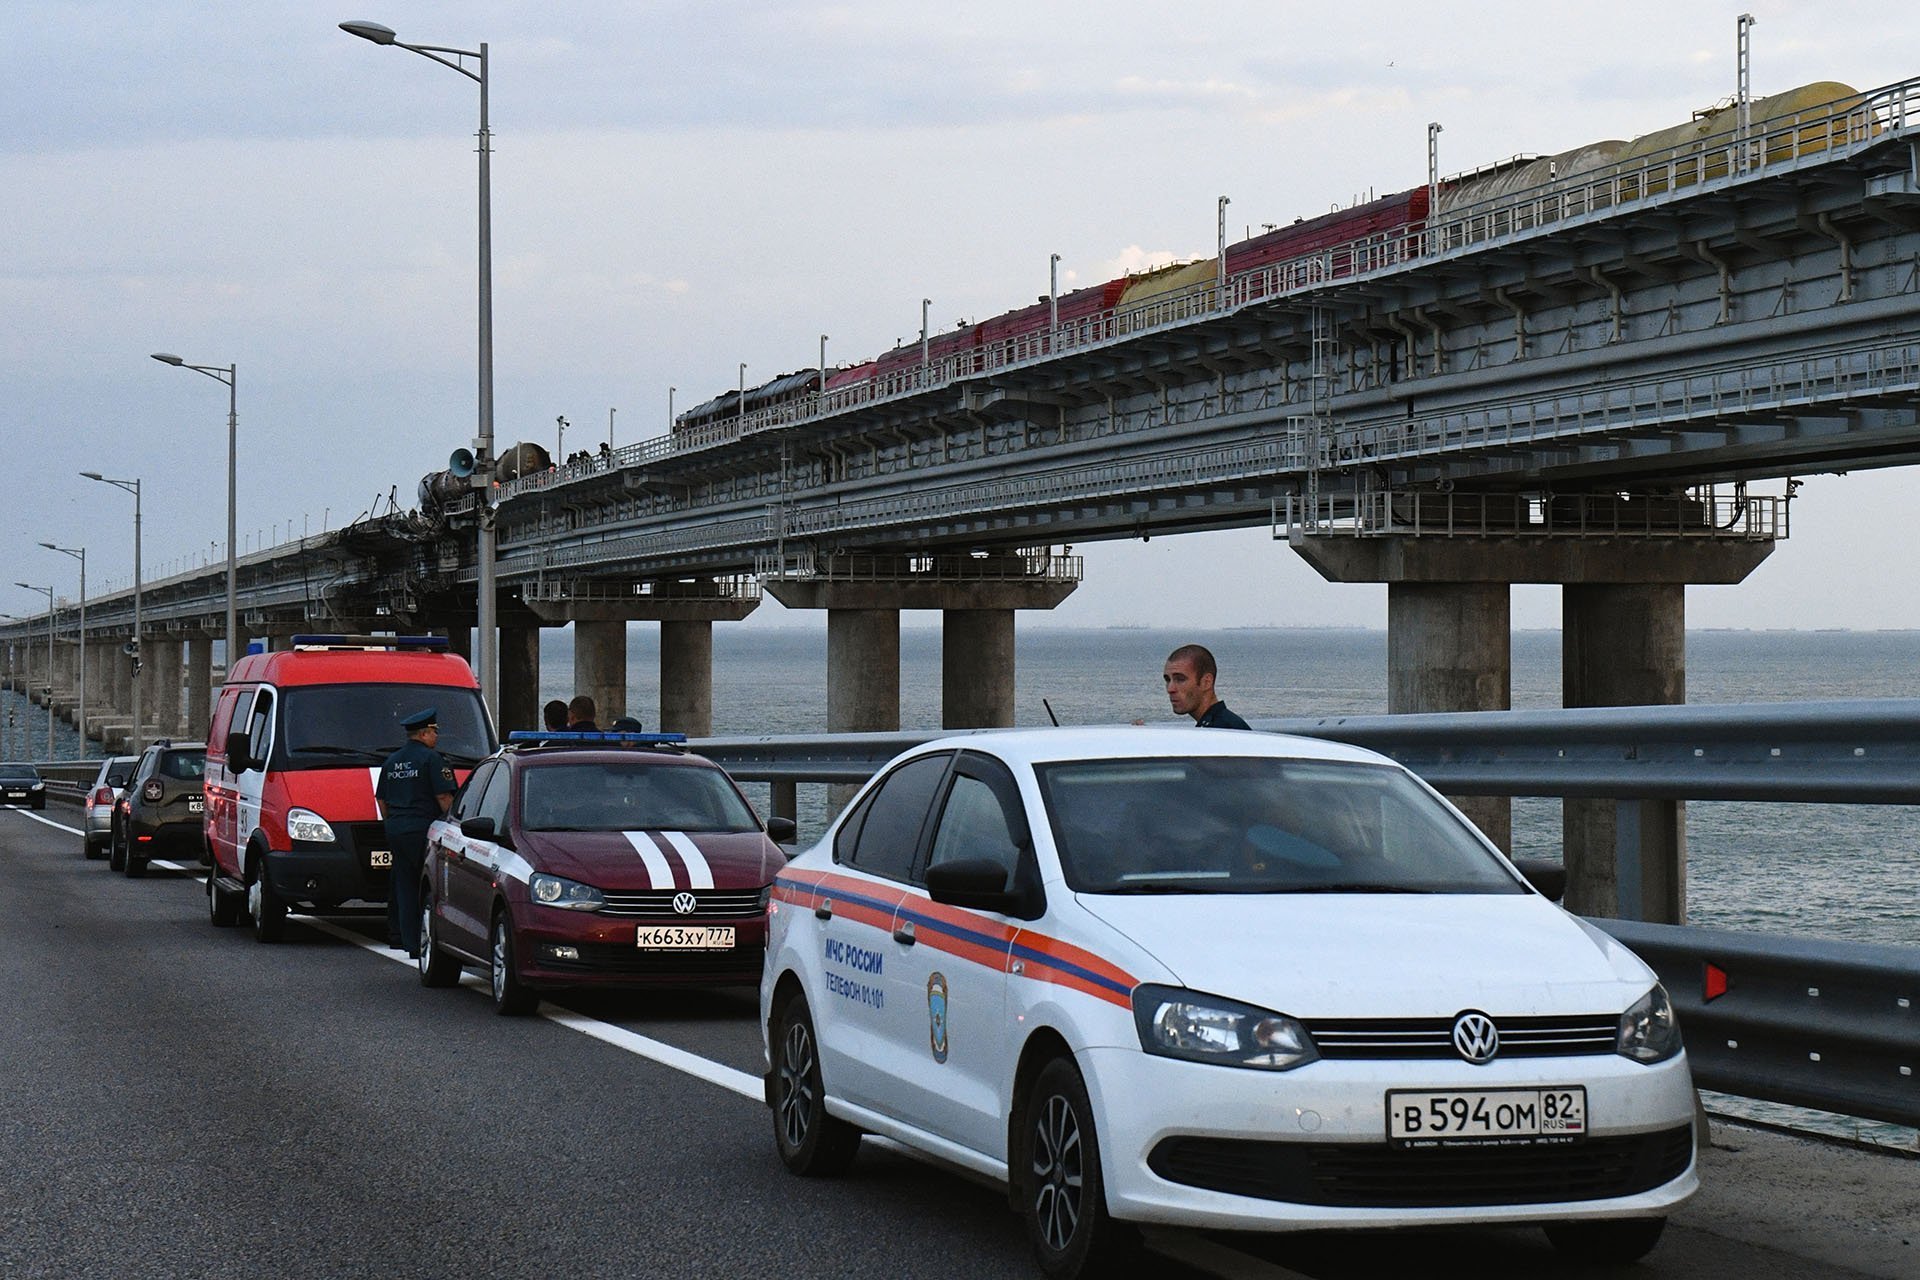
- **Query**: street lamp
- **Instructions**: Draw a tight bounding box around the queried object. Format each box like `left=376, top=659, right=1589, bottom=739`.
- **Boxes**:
left=341, top=17, right=499, bottom=713
left=83, top=472, right=143, bottom=753
left=151, top=353, right=238, bottom=671
left=39, top=543, right=85, bottom=752
left=0, top=615, right=17, bottom=760
left=15, top=583, right=55, bottom=759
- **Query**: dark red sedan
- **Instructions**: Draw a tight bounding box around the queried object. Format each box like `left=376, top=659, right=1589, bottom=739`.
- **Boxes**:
left=419, top=736, right=794, bottom=1015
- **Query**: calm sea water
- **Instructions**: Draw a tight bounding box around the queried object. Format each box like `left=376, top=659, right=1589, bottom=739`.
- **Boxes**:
left=8, top=627, right=1914, bottom=1143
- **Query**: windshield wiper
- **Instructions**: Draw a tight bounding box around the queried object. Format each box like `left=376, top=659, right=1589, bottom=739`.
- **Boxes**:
left=1281, top=882, right=1436, bottom=894
left=293, top=746, right=388, bottom=762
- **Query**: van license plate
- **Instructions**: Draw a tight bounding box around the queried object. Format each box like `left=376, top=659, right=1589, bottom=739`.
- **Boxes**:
left=1387, top=1087, right=1586, bottom=1145
left=369, top=849, right=392, bottom=868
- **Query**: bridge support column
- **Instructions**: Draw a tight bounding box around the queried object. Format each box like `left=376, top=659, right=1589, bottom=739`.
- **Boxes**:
left=111, top=641, right=132, bottom=719
left=523, top=580, right=760, bottom=737
left=148, top=638, right=183, bottom=739
left=573, top=620, right=628, bottom=725
left=187, top=635, right=213, bottom=740
left=498, top=621, right=541, bottom=738
left=1564, top=584, right=1688, bottom=922
left=1387, top=582, right=1513, bottom=848
left=943, top=609, right=1017, bottom=729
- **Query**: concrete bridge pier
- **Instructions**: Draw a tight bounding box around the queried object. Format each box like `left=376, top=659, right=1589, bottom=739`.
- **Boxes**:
left=148, top=637, right=182, bottom=740
left=1291, top=532, right=1772, bottom=919
left=498, top=621, right=541, bottom=738
left=572, top=620, right=629, bottom=725
left=186, top=635, right=213, bottom=739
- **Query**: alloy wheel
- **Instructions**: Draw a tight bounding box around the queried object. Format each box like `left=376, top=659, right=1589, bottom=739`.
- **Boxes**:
left=1031, top=1093, right=1084, bottom=1253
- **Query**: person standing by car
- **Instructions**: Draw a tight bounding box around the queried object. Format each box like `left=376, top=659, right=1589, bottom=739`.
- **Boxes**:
left=375, top=707, right=456, bottom=955
left=542, top=700, right=569, bottom=733
left=566, top=694, right=600, bottom=733
left=1163, top=643, right=1251, bottom=730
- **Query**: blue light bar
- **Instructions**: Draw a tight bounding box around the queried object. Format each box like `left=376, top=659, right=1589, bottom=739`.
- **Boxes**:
left=507, top=730, right=688, bottom=745
left=290, top=634, right=450, bottom=651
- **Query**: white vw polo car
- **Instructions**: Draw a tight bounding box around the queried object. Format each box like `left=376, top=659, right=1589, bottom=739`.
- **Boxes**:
left=760, top=728, right=1696, bottom=1278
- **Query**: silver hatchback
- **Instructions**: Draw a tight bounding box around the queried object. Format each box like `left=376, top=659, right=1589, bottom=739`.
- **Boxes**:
left=82, top=756, right=139, bottom=859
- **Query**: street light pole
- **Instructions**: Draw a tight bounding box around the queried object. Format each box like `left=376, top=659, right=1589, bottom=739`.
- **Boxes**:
left=341, top=19, right=498, bottom=714
left=15, top=584, right=55, bottom=759
left=150, top=354, right=237, bottom=670
left=40, top=543, right=85, bottom=751
left=83, top=472, right=142, bottom=753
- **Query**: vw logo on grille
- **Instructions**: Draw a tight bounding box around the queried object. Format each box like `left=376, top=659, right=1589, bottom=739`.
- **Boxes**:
left=1452, top=1011, right=1500, bottom=1064
left=671, top=892, right=698, bottom=915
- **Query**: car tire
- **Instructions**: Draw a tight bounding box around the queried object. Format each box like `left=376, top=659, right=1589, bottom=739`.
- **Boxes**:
left=83, top=835, right=104, bottom=861
left=207, top=869, right=239, bottom=927
left=418, top=890, right=461, bottom=988
left=248, top=857, right=287, bottom=944
left=488, top=911, right=538, bottom=1016
left=125, top=849, right=147, bottom=877
left=1022, top=1057, right=1128, bottom=1280
left=1543, top=1216, right=1667, bottom=1263
left=107, top=821, right=126, bottom=872
left=771, top=994, right=861, bottom=1176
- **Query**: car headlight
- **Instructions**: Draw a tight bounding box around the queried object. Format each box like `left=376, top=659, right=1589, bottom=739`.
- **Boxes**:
left=286, top=807, right=337, bottom=844
left=1131, top=984, right=1319, bottom=1071
left=1617, top=984, right=1683, bottom=1063
left=530, top=873, right=604, bottom=911
left=29, top=782, right=44, bottom=791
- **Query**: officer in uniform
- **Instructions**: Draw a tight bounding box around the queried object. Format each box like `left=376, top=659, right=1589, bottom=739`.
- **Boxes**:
left=375, top=707, right=457, bottom=956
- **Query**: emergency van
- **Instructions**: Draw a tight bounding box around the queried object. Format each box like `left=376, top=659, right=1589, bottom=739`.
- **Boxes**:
left=203, top=635, right=496, bottom=942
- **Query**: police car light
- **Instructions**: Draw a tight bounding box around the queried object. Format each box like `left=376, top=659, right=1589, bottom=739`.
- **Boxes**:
left=290, top=634, right=452, bottom=651
left=506, top=730, right=688, bottom=745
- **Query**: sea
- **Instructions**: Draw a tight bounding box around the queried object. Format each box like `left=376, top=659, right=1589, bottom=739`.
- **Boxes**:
left=6, top=625, right=1915, bottom=1146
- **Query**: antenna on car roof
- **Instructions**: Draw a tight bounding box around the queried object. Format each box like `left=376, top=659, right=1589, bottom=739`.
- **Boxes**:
left=1043, top=698, right=1060, bottom=727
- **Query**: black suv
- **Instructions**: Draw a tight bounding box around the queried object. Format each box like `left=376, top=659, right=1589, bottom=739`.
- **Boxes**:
left=0, top=763, right=46, bottom=810
left=111, top=742, right=207, bottom=877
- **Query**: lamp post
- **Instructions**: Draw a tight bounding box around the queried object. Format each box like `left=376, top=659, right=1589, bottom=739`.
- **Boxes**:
left=342, top=18, right=498, bottom=713
left=39, top=543, right=85, bottom=751
left=556, top=414, right=568, bottom=459
left=149, top=354, right=236, bottom=670
left=15, top=584, right=55, bottom=759
left=920, top=298, right=931, bottom=376
left=668, top=386, right=676, bottom=432
left=83, top=472, right=142, bottom=753
left=1049, top=253, right=1061, bottom=346
left=0, top=616, right=16, bottom=760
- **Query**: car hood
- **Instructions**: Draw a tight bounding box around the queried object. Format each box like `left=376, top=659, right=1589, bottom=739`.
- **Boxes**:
left=516, top=828, right=781, bottom=891
left=1075, top=892, right=1655, bottom=1019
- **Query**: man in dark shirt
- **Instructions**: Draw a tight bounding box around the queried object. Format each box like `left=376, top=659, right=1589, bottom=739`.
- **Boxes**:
left=566, top=694, right=600, bottom=734
left=375, top=707, right=457, bottom=955
left=542, top=700, right=569, bottom=732
left=1164, top=644, right=1252, bottom=730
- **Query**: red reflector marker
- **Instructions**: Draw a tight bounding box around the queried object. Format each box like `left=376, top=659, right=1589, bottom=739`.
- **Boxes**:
left=1704, top=962, right=1730, bottom=1002
left=137, top=835, right=153, bottom=843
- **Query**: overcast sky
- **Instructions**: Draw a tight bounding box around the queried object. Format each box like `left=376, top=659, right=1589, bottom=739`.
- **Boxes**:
left=4, top=1, right=1915, bottom=632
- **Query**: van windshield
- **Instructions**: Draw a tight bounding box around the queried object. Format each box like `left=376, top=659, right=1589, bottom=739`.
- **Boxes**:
left=277, top=684, right=495, bottom=768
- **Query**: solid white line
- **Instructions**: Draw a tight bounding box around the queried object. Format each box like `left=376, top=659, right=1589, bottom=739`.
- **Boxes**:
left=10, top=808, right=84, bottom=836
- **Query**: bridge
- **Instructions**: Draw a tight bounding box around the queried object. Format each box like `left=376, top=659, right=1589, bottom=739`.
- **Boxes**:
left=8, top=78, right=1920, bottom=920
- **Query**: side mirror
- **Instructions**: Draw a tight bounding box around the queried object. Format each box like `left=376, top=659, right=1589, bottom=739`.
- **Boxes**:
left=224, top=730, right=253, bottom=772
left=925, top=857, right=1015, bottom=911
left=1514, top=857, right=1567, bottom=902
left=766, top=816, right=798, bottom=845
left=460, top=816, right=497, bottom=840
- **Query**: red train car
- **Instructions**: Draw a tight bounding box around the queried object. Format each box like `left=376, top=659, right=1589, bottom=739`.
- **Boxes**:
left=1227, top=187, right=1429, bottom=281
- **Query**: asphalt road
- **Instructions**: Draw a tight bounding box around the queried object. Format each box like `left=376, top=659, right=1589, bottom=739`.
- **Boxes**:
left=2, top=805, right=1912, bottom=1280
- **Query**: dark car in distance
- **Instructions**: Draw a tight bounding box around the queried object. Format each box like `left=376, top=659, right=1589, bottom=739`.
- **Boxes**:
left=0, top=763, right=46, bottom=810
left=111, top=742, right=207, bottom=877
left=419, top=735, right=796, bottom=1015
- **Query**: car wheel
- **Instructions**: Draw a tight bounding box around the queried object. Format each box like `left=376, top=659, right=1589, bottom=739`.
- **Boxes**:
left=107, top=822, right=126, bottom=872
left=771, top=994, right=861, bottom=1176
left=248, top=859, right=286, bottom=944
left=125, top=835, right=148, bottom=878
left=1543, top=1216, right=1667, bottom=1263
left=488, top=911, right=538, bottom=1016
left=1023, top=1057, right=1127, bottom=1280
left=418, top=889, right=461, bottom=988
left=83, top=835, right=103, bottom=861
left=206, top=869, right=238, bottom=927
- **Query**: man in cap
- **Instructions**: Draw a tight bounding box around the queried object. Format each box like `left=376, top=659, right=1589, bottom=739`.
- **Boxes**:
left=375, top=706, right=457, bottom=956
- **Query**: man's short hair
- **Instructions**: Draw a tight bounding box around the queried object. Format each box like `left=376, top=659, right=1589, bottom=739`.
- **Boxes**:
left=542, top=699, right=569, bottom=730
left=567, top=694, right=597, bottom=722
left=1165, top=644, right=1218, bottom=680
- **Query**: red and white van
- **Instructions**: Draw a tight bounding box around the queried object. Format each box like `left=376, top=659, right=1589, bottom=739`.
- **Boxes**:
left=203, top=635, right=496, bottom=941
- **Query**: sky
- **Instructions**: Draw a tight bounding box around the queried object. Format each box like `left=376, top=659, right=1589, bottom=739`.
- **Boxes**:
left=4, top=0, right=1917, bottom=633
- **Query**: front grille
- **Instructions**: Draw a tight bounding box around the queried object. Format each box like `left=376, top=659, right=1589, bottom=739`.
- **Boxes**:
left=539, top=941, right=765, bottom=978
left=1148, top=1125, right=1693, bottom=1208
left=1305, top=1014, right=1618, bottom=1060
left=600, top=889, right=764, bottom=919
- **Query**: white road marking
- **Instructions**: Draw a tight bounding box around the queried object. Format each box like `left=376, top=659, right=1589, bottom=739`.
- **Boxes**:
left=0, top=808, right=1288, bottom=1280
left=622, top=830, right=675, bottom=889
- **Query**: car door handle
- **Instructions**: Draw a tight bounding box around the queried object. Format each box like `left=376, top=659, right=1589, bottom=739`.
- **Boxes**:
left=893, top=921, right=917, bottom=946
left=814, top=899, right=832, bottom=920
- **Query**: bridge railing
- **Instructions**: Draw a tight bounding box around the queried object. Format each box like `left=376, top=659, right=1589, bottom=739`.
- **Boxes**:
left=1280, top=485, right=1788, bottom=542
left=692, top=698, right=1920, bottom=1128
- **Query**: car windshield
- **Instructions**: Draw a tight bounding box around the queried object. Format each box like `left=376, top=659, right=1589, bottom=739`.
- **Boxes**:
left=158, top=750, right=205, bottom=781
left=519, top=761, right=760, bottom=834
left=1034, top=756, right=1527, bottom=896
left=278, top=684, right=495, bottom=767
left=0, top=765, right=39, bottom=781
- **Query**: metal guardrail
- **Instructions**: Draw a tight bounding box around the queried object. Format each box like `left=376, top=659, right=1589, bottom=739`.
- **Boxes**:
left=1598, top=920, right=1919, bottom=1128
left=1280, top=486, right=1786, bottom=542
left=689, top=699, right=1920, bottom=1127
